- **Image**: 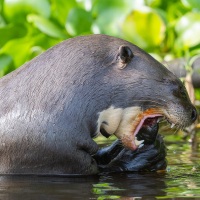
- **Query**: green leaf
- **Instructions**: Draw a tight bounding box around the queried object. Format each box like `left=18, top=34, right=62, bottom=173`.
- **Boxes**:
left=0, top=37, right=34, bottom=68
left=92, top=0, right=141, bottom=16
left=50, top=0, right=77, bottom=25
left=181, top=0, right=200, bottom=10
left=66, top=8, right=92, bottom=36
left=0, top=0, right=3, bottom=13
left=0, top=0, right=5, bottom=27
left=0, top=54, right=12, bottom=72
left=27, top=14, right=67, bottom=39
left=0, top=54, right=15, bottom=77
left=28, top=46, right=44, bottom=60
left=122, top=7, right=166, bottom=50
left=0, top=24, right=27, bottom=47
left=76, top=0, right=92, bottom=11
left=175, top=12, right=200, bottom=34
left=29, top=32, right=62, bottom=50
left=175, top=12, right=200, bottom=48
left=144, top=0, right=162, bottom=7
left=4, top=0, right=51, bottom=22
left=0, top=15, right=6, bottom=27
left=92, top=0, right=140, bottom=36
left=92, top=8, right=125, bottom=36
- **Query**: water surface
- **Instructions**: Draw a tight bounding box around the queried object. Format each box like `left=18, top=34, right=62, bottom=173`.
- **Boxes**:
left=0, top=133, right=200, bottom=200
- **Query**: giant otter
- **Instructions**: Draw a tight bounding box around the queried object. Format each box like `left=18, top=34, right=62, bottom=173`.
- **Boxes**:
left=0, top=34, right=197, bottom=175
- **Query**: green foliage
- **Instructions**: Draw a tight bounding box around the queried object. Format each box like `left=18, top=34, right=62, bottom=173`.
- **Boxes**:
left=175, top=12, right=200, bottom=50
left=27, top=14, right=67, bottom=38
left=122, top=7, right=165, bottom=50
left=3, top=0, right=51, bottom=22
left=66, top=8, right=92, bottom=36
left=0, top=0, right=200, bottom=77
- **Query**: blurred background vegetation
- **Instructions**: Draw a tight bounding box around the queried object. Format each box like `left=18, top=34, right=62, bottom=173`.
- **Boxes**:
left=1, top=0, right=200, bottom=73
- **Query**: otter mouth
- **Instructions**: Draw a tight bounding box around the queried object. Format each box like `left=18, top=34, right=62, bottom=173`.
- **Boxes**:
left=117, top=108, right=166, bottom=151
left=97, top=106, right=177, bottom=151
left=133, top=115, right=163, bottom=149
left=129, top=109, right=176, bottom=150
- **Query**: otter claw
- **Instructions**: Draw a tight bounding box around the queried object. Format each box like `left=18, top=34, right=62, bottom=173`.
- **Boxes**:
left=135, top=137, right=144, bottom=146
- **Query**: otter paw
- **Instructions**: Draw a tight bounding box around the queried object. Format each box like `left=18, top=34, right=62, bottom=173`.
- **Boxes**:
left=95, top=134, right=167, bottom=173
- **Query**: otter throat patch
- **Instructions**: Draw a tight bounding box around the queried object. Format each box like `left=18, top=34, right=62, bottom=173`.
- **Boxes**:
left=96, top=106, right=142, bottom=138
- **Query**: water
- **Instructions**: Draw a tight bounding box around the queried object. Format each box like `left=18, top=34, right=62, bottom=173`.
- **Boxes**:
left=0, top=134, right=200, bottom=200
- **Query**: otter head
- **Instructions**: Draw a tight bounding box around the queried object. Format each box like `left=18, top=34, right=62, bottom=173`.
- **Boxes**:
left=96, top=42, right=197, bottom=150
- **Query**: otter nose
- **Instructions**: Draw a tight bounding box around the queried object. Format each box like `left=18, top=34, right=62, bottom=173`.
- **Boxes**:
left=191, top=107, right=197, bottom=123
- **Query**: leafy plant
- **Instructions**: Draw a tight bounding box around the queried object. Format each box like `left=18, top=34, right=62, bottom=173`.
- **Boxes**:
left=0, top=0, right=200, bottom=77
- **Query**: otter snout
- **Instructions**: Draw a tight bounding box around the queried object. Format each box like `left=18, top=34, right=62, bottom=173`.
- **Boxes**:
left=164, top=102, right=197, bottom=129
left=182, top=104, right=197, bottom=126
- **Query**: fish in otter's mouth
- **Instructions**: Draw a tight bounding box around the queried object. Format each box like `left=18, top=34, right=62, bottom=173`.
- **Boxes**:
left=97, top=106, right=176, bottom=151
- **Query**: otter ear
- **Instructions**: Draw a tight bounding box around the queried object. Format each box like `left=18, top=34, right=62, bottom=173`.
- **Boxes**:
left=118, top=45, right=134, bottom=69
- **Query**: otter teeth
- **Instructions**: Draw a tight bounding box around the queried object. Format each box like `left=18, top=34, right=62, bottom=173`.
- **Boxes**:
left=171, top=123, right=175, bottom=128
left=135, top=137, right=144, bottom=146
left=138, top=143, right=144, bottom=148
left=157, top=118, right=161, bottom=123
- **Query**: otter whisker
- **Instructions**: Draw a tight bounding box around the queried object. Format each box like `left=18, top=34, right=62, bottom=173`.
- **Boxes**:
left=138, top=104, right=164, bottom=108
left=144, top=105, right=162, bottom=108
left=173, top=124, right=183, bottom=135
left=154, top=97, right=167, bottom=103
left=173, top=127, right=179, bottom=135
left=132, top=99, right=164, bottom=106
left=159, top=119, right=167, bottom=124
left=144, top=97, right=167, bottom=103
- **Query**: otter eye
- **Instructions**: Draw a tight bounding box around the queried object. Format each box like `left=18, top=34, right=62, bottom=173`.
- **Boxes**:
left=172, top=85, right=187, bottom=98
left=178, top=86, right=187, bottom=98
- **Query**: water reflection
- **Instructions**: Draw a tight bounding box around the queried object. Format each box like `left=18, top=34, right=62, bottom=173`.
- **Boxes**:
left=93, top=172, right=167, bottom=199
left=0, top=175, right=99, bottom=200
left=0, top=134, right=199, bottom=199
left=0, top=173, right=167, bottom=200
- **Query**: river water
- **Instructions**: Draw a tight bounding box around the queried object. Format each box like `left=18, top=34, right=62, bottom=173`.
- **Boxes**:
left=0, top=133, right=199, bottom=200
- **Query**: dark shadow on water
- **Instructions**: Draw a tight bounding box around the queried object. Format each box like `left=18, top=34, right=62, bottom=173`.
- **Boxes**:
left=0, top=175, right=99, bottom=200
left=0, top=134, right=200, bottom=199
left=0, top=172, right=167, bottom=200
left=93, top=172, right=167, bottom=199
